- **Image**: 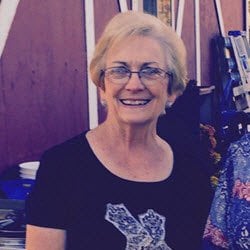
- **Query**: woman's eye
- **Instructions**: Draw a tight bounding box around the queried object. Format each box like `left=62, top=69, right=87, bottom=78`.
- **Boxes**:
left=109, top=67, right=128, bottom=77
left=142, top=68, right=160, bottom=75
left=111, top=68, right=128, bottom=75
left=106, top=67, right=130, bottom=80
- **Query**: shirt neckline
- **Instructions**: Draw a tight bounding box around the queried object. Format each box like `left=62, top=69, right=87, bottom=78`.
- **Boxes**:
left=81, top=130, right=176, bottom=185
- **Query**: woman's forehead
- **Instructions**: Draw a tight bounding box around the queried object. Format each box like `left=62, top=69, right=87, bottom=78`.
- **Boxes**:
left=105, top=36, right=166, bottom=66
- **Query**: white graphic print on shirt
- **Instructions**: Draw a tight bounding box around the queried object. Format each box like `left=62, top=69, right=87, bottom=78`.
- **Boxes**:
left=105, top=203, right=172, bottom=250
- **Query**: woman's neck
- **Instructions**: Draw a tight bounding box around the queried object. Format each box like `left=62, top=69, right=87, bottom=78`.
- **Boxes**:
left=87, top=119, right=173, bottom=182
left=97, top=119, right=159, bottom=150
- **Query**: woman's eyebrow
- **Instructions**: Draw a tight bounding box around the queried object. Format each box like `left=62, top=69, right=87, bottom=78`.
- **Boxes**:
left=111, top=61, right=128, bottom=66
left=111, top=61, right=158, bottom=66
left=141, top=62, right=158, bottom=67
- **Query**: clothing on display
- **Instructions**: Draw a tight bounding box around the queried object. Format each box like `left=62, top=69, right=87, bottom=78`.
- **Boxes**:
left=203, top=133, right=250, bottom=249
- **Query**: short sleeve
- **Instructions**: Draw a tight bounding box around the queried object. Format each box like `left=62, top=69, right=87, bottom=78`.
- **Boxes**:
left=25, top=148, right=70, bottom=229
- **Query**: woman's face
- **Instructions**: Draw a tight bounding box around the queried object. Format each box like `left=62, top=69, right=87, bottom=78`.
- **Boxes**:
left=100, top=35, right=171, bottom=126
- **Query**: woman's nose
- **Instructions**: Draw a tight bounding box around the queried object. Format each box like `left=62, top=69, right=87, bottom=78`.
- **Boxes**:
left=124, top=72, right=145, bottom=91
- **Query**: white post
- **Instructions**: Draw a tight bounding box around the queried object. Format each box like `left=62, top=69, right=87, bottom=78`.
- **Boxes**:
left=176, top=0, right=185, bottom=37
left=195, top=0, right=201, bottom=85
left=85, top=0, right=98, bottom=129
left=118, top=0, right=128, bottom=12
left=132, top=0, right=143, bottom=11
left=214, top=0, right=225, bottom=37
left=246, top=0, right=249, bottom=42
left=0, top=0, right=20, bottom=59
left=171, top=0, right=175, bottom=30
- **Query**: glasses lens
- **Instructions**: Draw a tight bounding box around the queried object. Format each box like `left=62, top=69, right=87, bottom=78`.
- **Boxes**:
left=140, top=67, right=165, bottom=81
left=105, top=67, right=129, bottom=84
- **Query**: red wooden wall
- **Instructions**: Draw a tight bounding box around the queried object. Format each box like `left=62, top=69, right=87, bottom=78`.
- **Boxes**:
left=0, top=1, right=88, bottom=173
left=179, top=0, right=244, bottom=85
left=0, top=0, right=245, bottom=173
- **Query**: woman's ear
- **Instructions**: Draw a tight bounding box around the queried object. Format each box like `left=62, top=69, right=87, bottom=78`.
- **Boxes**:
left=99, top=71, right=106, bottom=91
left=166, top=93, right=178, bottom=107
left=99, top=88, right=107, bottom=107
left=99, top=81, right=105, bottom=91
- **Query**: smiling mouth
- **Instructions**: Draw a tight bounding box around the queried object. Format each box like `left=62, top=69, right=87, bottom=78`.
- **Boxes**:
left=120, top=99, right=151, bottom=106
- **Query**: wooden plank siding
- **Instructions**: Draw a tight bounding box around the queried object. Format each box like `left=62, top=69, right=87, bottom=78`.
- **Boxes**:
left=0, top=0, right=244, bottom=173
left=0, top=1, right=89, bottom=172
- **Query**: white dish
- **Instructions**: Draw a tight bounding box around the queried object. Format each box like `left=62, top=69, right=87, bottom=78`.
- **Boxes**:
left=19, top=168, right=37, bottom=176
left=19, top=161, right=39, bottom=171
left=19, top=173, right=36, bottom=180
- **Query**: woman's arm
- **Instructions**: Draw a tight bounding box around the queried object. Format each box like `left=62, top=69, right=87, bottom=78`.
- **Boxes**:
left=26, top=224, right=66, bottom=250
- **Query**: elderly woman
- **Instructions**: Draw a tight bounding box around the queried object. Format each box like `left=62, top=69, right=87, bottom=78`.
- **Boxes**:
left=26, top=11, right=211, bottom=250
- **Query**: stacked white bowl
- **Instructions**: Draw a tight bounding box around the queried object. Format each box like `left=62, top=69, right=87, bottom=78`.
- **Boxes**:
left=19, top=161, right=40, bottom=180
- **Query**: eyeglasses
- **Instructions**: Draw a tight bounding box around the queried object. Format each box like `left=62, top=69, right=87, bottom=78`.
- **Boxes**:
left=101, top=66, right=172, bottom=85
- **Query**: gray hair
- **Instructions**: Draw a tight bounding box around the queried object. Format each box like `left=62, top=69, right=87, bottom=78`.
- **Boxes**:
left=90, top=11, right=188, bottom=94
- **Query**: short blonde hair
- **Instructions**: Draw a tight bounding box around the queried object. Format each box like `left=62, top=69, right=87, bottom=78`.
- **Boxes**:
left=90, top=11, right=187, bottom=94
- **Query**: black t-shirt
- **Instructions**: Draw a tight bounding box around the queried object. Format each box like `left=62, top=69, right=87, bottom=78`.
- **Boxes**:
left=26, top=131, right=212, bottom=250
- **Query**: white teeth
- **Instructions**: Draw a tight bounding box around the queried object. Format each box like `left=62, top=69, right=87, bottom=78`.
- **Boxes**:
left=121, top=99, right=149, bottom=105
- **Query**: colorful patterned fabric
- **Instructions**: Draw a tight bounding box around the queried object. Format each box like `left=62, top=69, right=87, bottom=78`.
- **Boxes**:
left=203, top=133, right=250, bottom=249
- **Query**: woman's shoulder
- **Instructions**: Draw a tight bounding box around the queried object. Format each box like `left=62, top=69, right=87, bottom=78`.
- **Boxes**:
left=42, top=131, right=88, bottom=159
left=37, top=131, right=91, bottom=175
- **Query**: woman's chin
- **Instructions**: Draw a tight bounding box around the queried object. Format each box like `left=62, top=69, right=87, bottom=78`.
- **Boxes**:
left=117, top=115, right=155, bottom=126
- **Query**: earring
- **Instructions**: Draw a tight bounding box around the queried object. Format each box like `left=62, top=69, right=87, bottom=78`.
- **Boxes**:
left=165, top=101, right=174, bottom=108
left=100, top=99, right=107, bottom=107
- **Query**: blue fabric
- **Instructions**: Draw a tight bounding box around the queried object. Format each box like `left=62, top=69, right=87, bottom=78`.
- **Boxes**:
left=203, top=133, right=250, bottom=249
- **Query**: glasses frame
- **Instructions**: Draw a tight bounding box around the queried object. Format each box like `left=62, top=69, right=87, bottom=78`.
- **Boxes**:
left=101, top=66, right=172, bottom=85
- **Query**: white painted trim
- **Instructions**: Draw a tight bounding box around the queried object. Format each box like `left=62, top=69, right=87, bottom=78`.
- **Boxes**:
left=85, top=0, right=98, bottom=129
left=215, top=0, right=225, bottom=37
left=246, top=0, right=249, bottom=42
left=0, top=0, right=20, bottom=59
left=118, top=0, right=128, bottom=12
left=171, top=0, right=175, bottom=30
left=132, top=0, right=143, bottom=11
left=176, top=0, right=185, bottom=37
left=195, top=0, right=201, bottom=85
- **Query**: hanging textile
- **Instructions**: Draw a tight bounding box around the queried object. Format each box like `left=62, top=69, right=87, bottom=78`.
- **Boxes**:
left=203, top=133, right=250, bottom=249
